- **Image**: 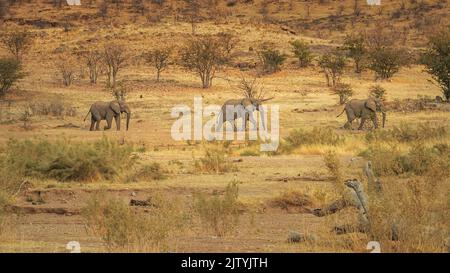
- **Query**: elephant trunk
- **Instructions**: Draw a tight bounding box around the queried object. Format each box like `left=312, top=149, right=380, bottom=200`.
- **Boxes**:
left=381, top=111, right=386, bottom=128
left=126, top=111, right=130, bottom=131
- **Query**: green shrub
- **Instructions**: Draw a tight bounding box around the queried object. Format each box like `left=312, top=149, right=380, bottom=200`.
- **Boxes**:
left=333, top=83, right=354, bottom=105
left=421, top=29, right=450, bottom=100
left=3, top=137, right=134, bottom=182
left=257, top=47, right=287, bottom=73
left=193, top=181, right=240, bottom=236
left=0, top=58, right=25, bottom=97
left=290, top=40, right=313, bottom=67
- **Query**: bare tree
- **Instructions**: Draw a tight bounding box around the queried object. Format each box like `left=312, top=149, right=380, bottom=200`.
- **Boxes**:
left=180, top=36, right=229, bottom=88
left=318, top=51, right=346, bottom=87
left=0, top=0, right=9, bottom=21
left=237, top=76, right=266, bottom=99
left=184, top=0, right=200, bottom=35
left=103, top=43, right=129, bottom=88
left=55, top=52, right=77, bottom=86
left=81, top=49, right=103, bottom=84
left=143, top=47, right=171, bottom=81
left=0, top=28, right=33, bottom=61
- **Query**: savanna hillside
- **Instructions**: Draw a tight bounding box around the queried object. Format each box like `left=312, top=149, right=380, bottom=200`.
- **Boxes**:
left=0, top=0, right=449, bottom=253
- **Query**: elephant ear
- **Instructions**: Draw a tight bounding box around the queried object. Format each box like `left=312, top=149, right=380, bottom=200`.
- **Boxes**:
left=109, top=101, right=121, bottom=115
left=365, top=99, right=377, bottom=112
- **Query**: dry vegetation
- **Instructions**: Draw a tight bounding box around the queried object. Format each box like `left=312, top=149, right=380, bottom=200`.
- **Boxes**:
left=0, top=0, right=449, bottom=253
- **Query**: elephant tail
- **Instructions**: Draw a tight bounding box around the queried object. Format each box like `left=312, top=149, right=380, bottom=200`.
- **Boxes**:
left=83, top=109, right=91, bottom=121
left=336, top=107, right=346, bottom=117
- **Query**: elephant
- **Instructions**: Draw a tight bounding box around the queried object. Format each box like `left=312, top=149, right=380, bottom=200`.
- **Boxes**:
left=84, top=100, right=131, bottom=131
left=216, top=97, right=273, bottom=132
left=337, top=98, right=386, bottom=130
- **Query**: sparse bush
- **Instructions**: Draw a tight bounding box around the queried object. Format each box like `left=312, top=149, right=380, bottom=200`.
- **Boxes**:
left=3, top=137, right=134, bottom=182
left=318, top=51, right=346, bottom=87
left=0, top=28, right=33, bottom=60
left=80, top=49, right=103, bottom=84
left=369, top=175, right=449, bottom=252
left=333, top=83, right=354, bottom=105
left=421, top=29, right=450, bottom=100
left=127, top=163, right=167, bottom=182
left=143, top=47, right=171, bottom=82
left=369, top=85, right=387, bottom=101
left=83, top=192, right=186, bottom=252
left=290, top=40, right=313, bottom=67
left=360, top=142, right=450, bottom=177
left=98, top=0, right=108, bottom=17
left=180, top=36, right=229, bottom=88
left=239, top=149, right=259, bottom=156
left=108, top=81, right=129, bottom=101
left=365, top=123, right=448, bottom=143
left=194, top=181, right=240, bottom=236
left=0, top=58, right=24, bottom=97
left=343, top=34, right=367, bottom=73
left=194, top=144, right=236, bottom=174
left=28, top=99, right=77, bottom=117
left=323, top=151, right=343, bottom=185
left=368, top=46, right=409, bottom=79
left=270, top=190, right=312, bottom=210
left=257, top=46, right=287, bottom=73
left=281, top=127, right=344, bottom=153
left=55, top=52, right=77, bottom=86
left=103, top=43, right=129, bottom=88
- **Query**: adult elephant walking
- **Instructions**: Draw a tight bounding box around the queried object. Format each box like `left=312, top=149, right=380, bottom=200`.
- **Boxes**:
left=84, top=100, right=131, bottom=131
left=216, top=97, right=273, bottom=132
left=337, top=98, right=386, bottom=130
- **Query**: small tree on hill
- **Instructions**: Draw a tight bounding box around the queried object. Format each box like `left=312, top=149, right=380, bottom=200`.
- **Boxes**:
left=421, top=29, right=450, bottom=100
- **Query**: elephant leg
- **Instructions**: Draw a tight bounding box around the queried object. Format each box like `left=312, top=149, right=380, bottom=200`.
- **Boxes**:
left=104, top=114, right=113, bottom=130
left=344, top=109, right=356, bottom=129
left=358, top=117, right=367, bottom=130
left=372, top=113, right=378, bottom=129
left=95, top=120, right=100, bottom=131
left=90, top=117, right=96, bottom=131
left=248, top=112, right=257, bottom=131
left=115, top=114, right=121, bottom=131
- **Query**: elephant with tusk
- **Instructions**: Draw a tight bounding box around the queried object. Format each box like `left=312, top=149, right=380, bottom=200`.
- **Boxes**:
left=216, top=97, right=273, bottom=132
left=84, top=100, right=131, bottom=131
left=337, top=98, right=386, bottom=130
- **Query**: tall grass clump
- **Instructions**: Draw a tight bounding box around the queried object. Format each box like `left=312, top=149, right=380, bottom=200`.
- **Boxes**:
left=280, top=127, right=344, bottom=153
left=82, top=192, right=186, bottom=252
left=194, top=181, right=241, bottom=236
left=360, top=142, right=449, bottom=177
left=3, top=137, right=134, bottom=182
left=194, top=144, right=236, bottom=174
left=365, top=123, right=449, bottom=143
left=368, top=176, right=449, bottom=252
left=126, top=163, right=167, bottom=182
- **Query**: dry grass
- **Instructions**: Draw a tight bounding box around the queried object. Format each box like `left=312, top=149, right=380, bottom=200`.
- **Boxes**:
left=82, top=191, right=187, bottom=252
left=2, top=136, right=134, bottom=182
left=0, top=0, right=448, bottom=253
left=193, top=181, right=241, bottom=237
left=193, top=143, right=237, bottom=174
